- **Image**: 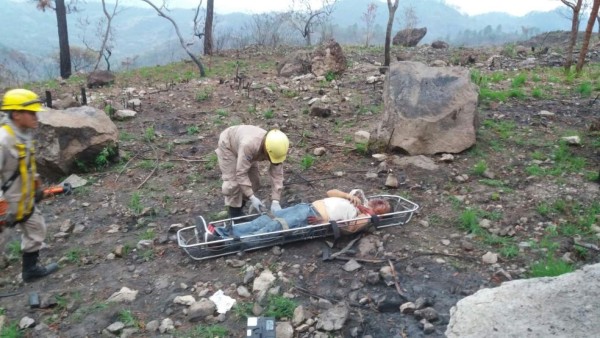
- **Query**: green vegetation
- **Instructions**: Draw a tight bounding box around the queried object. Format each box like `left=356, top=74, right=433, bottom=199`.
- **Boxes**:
left=263, top=109, right=274, bottom=119
left=195, top=87, right=213, bottom=102
left=530, top=255, right=574, bottom=277
left=232, top=301, right=254, bottom=320
left=119, top=131, right=135, bottom=142
left=140, top=229, right=155, bottom=241
left=0, top=321, right=21, bottom=338
left=187, top=125, right=200, bottom=135
left=118, top=309, right=140, bottom=328
left=300, top=154, right=315, bottom=170
left=65, top=248, right=83, bottom=264
left=204, top=153, right=218, bottom=170
left=144, top=125, right=156, bottom=142
left=6, top=240, right=21, bottom=260
left=129, top=192, right=144, bottom=214
left=472, top=159, right=487, bottom=176
left=264, top=295, right=297, bottom=319
left=181, top=325, right=229, bottom=338
left=355, top=142, right=368, bottom=155
left=95, top=146, right=116, bottom=169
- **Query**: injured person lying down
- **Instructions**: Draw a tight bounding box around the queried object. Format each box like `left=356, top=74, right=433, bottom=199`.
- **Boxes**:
left=210, top=189, right=391, bottom=239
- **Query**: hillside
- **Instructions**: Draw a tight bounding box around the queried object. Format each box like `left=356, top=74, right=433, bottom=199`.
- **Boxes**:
left=0, top=41, right=599, bottom=336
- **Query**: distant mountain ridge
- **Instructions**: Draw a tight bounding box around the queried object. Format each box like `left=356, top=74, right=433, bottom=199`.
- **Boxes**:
left=0, top=0, right=575, bottom=81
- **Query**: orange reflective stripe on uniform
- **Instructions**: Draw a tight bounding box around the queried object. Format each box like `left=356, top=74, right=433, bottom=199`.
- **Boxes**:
left=1, top=124, right=36, bottom=220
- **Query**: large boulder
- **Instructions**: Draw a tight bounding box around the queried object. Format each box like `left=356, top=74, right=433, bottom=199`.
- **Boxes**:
left=277, top=50, right=312, bottom=77
left=392, top=27, right=427, bottom=47
left=446, top=263, right=600, bottom=338
left=34, top=106, right=119, bottom=177
left=372, top=61, right=478, bottom=155
left=87, top=70, right=115, bottom=88
left=311, top=39, right=347, bottom=77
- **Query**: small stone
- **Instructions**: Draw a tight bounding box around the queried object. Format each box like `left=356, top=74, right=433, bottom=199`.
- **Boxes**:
left=441, top=239, right=450, bottom=246
left=343, top=259, right=362, bottom=272
left=482, top=252, right=498, bottom=264
left=400, top=302, right=416, bottom=314
left=313, top=147, right=327, bottom=156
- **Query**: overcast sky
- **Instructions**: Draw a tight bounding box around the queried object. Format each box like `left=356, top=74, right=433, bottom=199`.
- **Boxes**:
left=120, top=0, right=563, bottom=16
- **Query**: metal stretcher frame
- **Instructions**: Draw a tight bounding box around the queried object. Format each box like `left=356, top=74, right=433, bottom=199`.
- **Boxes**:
left=177, top=194, right=419, bottom=261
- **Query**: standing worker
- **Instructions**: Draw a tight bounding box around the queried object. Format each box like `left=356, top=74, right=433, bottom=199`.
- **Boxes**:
left=0, top=89, right=58, bottom=282
left=216, top=125, right=289, bottom=218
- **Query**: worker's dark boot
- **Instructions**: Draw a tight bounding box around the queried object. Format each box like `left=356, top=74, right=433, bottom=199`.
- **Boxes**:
left=228, top=206, right=245, bottom=218
left=22, top=251, right=58, bottom=283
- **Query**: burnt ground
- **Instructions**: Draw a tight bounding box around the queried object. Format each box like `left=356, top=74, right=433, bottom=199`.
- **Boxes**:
left=1, top=39, right=600, bottom=338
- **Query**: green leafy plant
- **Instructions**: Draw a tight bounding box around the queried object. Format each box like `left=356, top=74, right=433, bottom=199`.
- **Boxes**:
left=118, top=309, right=139, bottom=327
left=140, top=229, right=155, bottom=241
left=6, top=240, right=21, bottom=260
left=119, top=131, right=135, bottom=142
left=232, top=301, right=254, bottom=320
left=300, top=154, right=315, bottom=170
left=263, top=109, right=274, bottom=119
left=128, top=192, right=143, bottom=214
left=0, top=321, right=21, bottom=338
left=355, top=142, right=368, bottom=155
left=204, top=153, right=218, bottom=170
left=65, top=248, right=83, bottom=264
left=499, top=244, right=519, bottom=258
left=95, top=146, right=115, bottom=169
left=264, top=295, right=296, bottom=319
left=576, top=82, right=593, bottom=97
left=325, top=71, right=336, bottom=82
left=144, top=126, right=156, bottom=143
left=511, top=73, right=527, bottom=88
left=187, top=125, right=200, bottom=135
left=472, top=160, right=487, bottom=176
left=458, top=208, right=480, bottom=234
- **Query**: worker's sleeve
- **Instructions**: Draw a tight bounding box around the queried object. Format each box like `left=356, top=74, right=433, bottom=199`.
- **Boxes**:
left=235, top=146, right=255, bottom=198
left=268, top=163, right=284, bottom=201
left=0, top=145, right=5, bottom=198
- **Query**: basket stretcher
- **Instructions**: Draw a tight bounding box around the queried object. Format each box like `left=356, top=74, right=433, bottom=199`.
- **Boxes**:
left=177, top=194, right=419, bottom=261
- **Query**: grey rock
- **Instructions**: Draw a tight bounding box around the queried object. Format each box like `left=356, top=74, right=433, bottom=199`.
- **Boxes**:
left=316, top=303, right=349, bottom=331
left=276, top=321, right=294, bottom=338
left=189, top=299, right=216, bottom=322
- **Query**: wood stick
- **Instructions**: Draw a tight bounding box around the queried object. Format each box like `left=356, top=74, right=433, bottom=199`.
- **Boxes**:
left=388, top=259, right=408, bottom=298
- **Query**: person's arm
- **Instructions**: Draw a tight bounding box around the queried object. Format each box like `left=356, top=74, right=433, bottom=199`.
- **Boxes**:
left=268, top=163, right=284, bottom=201
left=326, top=189, right=361, bottom=206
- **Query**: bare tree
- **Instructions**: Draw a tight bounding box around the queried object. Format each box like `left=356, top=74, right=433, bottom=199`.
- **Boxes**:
left=289, top=0, right=338, bottom=46
left=193, top=1, right=205, bottom=42
left=362, top=2, right=378, bottom=47
left=384, top=0, right=399, bottom=67
left=36, top=0, right=79, bottom=79
left=92, top=0, right=120, bottom=71
left=576, top=0, right=600, bottom=73
left=141, top=0, right=206, bottom=77
left=8, top=50, right=37, bottom=82
left=560, top=0, right=583, bottom=72
left=68, top=46, right=96, bottom=72
left=204, top=0, right=214, bottom=55
left=245, top=13, right=289, bottom=47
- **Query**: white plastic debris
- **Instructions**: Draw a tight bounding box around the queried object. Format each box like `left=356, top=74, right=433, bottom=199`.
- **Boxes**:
left=209, top=290, right=236, bottom=314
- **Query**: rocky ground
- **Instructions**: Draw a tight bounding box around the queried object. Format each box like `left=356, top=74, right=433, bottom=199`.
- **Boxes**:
left=0, top=35, right=599, bottom=338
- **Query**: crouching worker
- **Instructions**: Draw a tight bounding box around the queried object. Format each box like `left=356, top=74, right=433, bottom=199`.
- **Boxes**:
left=0, top=89, right=58, bottom=282
left=215, top=125, right=289, bottom=218
left=211, top=189, right=391, bottom=238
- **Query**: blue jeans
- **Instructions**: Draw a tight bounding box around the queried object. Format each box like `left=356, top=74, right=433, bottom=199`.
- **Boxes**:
left=216, top=203, right=319, bottom=237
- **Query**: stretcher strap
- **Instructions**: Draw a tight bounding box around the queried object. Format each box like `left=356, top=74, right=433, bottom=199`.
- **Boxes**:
left=329, top=220, right=340, bottom=240
left=274, top=218, right=289, bottom=230
left=370, top=215, right=381, bottom=229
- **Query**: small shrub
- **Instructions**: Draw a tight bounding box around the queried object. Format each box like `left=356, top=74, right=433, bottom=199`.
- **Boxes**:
left=472, top=160, right=487, bottom=176
left=531, top=87, right=544, bottom=99
left=264, top=295, right=296, bottom=319
left=300, top=154, right=314, bottom=170
left=232, top=302, right=254, bottom=320
left=458, top=209, right=480, bottom=234
left=263, top=109, right=274, bottom=119
left=7, top=240, right=21, bottom=259
left=187, top=125, right=200, bottom=135
left=499, top=244, right=519, bottom=258
left=129, top=192, right=143, bottom=214
left=144, top=126, right=156, bottom=142
left=118, top=309, right=138, bottom=327
left=95, top=146, right=116, bottom=169
left=140, top=229, right=155, bottom=241
left=0, top=322, right=20, bottom=338
left=576, top=82, right=593, bottom=97
left=355, top=142, right=368, bottom=155
left=507, top=88, right=525, bottom=99
left=325, top=71, right=336, bottom=82
left=195, top=87, right=213, bottom=102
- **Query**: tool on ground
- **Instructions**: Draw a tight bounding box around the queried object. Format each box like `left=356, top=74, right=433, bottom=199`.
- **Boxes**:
left=246, top=317, right=276, bottom=338
left=42, top=182, right=73, bottom=199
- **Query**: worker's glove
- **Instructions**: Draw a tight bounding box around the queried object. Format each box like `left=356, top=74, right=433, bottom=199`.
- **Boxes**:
left=248, top=195, right=265, bottom=214
left=271, top=200, right=281, bottom=213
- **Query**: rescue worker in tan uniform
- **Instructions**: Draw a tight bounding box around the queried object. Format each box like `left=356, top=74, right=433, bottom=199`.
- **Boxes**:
left=215, top=125, right=289, bottom=218
left=0, top=89, right=58, bottom=282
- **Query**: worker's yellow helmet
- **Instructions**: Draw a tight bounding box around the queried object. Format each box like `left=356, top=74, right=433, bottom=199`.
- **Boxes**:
left=265, top=129, right=289, bottom=164
left=0, top=89, right=45, bottom=112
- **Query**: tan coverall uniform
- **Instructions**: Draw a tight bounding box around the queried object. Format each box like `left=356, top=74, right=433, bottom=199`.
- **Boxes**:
left=0, top=120, right=46, bottom=253
left=215, top=125, right=284, bottom=208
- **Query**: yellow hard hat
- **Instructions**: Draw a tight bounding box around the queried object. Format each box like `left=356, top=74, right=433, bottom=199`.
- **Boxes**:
left=265, top=129, right=289, bottom=164
left=0, top=89, right=45, bottom=112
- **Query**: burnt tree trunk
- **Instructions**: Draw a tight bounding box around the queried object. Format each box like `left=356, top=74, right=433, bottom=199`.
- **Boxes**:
left=576, top=0, right=600, bottom=73
left=204, top=0, right=213, bottom=56
left=56, top=0, right=72, bottom=79
left=384, top=0, right=399, bottom=67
